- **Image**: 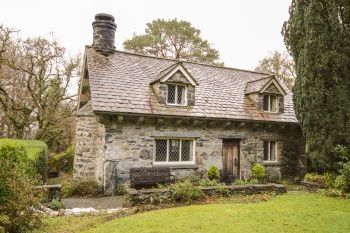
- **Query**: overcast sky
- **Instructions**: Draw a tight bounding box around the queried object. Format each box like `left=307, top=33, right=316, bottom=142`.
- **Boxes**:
left=0, top=0, right=292, bottom=70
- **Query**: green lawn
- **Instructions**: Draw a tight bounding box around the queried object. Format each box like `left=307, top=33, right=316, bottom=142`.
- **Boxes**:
left=36, top=192, right=350, bottom=233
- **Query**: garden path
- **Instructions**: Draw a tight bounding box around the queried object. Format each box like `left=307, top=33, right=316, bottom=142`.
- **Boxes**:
left=62, top=196, right=124, bottom=209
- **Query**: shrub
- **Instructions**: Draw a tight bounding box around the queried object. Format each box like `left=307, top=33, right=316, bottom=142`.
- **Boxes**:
left=115, top=184, right=125, bottom=196
left=169, top=180, right=203, bottom=203
left=252, top=163, right=265, bottom=181
left=61, top=181, right=73, bottom=198
left=335, top=162, right=350, bottom=193
left=198, top=178, right=220, bottom=187
left=207, top=165, right=220, bottom=181
left=49, top=146, right=74, bottom=173
left=324, top=172, right=336, bottom=188
left=214, top=183, right=229, bottom=196
left=233, top=178, right=258, bottom=185
left=0, top=145, right=42, bottom=233
left=0, top=139, right=48, bottom=182
left=304, top=173, right=326, bottom=184
left=61, top=180, right=103, bottom=197
left=47, top=198, right=65, bottom=210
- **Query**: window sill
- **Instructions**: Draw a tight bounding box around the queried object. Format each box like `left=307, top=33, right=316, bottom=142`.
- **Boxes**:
left=152, top=163, right=198, bottom=169
left=165, top=104, right=188, bottom=107
left=262, top=111, right=280, bottom=114
left=262, top=161, right=280, bottom=166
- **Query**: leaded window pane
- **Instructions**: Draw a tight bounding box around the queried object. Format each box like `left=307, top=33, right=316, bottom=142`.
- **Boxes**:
left=155, top=139, right=167, bottom=161
left=181, top=140, right=192, bottom=161
left=177, top=85, right=185, bottom=104
left=167, top=84, right=176, bottom=104
left=263, top=95, right=269, bottom=111
left=270, top=141, right=276, bottom=161
left=169, top=139, right=180, bottom=161
left=263, top=141, right=269, bottom=160
left=270, top=96, right=277, bottom=112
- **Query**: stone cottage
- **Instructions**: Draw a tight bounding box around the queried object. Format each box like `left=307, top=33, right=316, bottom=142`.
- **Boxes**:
left=74, top=13, right=304, bottom=193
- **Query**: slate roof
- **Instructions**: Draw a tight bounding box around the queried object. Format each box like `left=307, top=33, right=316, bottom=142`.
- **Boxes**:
left=245, top=77, right=272, bottom=94
left=85, top=46, right=297, bottom=123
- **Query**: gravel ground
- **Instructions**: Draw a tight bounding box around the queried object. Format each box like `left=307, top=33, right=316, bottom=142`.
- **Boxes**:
left=62, top=196, right=125, bottom=209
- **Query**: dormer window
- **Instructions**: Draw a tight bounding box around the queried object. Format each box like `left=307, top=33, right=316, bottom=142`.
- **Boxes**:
left=167, top=84, right=187, bottom=105
left=263, top=94, right=277, bottom=112
left=245, top=76, right=287, bottom=114
left=150, top=62, right=198, bottom=107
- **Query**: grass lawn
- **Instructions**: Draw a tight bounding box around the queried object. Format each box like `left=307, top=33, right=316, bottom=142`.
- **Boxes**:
left=36, top=192, right=350, bottom=233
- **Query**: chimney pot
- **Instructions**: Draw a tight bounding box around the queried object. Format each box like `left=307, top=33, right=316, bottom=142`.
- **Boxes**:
left=92, top=13, right=117, bottom=55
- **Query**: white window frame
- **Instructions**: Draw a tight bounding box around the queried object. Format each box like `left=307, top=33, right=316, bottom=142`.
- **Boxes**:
left=166, top=84, right=187, bottom=106
left=153, top=138, right=196, bottom=165
left=263, top=94, right=278, bottom=113
left=263, top=140, right=278, bottom=162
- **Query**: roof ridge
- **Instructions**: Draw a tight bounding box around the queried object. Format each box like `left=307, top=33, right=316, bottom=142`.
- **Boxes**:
left=246, top=75, right=274, bottom=84
left=85, top=45, right=272, bottom=76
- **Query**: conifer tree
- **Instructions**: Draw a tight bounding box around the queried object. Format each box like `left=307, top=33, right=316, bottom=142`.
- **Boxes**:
left=283, top=0, right=350, bottom=171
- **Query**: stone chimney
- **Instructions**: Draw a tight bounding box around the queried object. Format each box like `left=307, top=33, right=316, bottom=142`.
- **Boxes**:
left=92, top=13, right=117, bottom=55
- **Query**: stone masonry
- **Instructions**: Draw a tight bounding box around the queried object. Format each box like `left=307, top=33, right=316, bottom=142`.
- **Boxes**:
left=74, top=102, right=302, bottom=193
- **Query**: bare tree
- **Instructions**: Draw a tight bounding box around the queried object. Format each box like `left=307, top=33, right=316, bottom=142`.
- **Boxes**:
left=0, top=25, right=80, bottom=149
left=255, top=51, right=296, bottom=90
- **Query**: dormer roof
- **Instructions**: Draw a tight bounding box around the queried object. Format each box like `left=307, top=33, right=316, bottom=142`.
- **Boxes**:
left=245, top=76, right=287, bottom=95
left=150, top=62, right=198, bottom=86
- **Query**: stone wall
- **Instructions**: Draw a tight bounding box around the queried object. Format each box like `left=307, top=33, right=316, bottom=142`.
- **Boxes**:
left=125, top=183, right=287, bottom=206
left=73, top=106, right=303, bottom=192
left=73, top=102, right=105, bottom=183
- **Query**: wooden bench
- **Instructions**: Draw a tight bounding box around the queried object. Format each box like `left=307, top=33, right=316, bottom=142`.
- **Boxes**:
left=130, top=167, right=171, bottom=189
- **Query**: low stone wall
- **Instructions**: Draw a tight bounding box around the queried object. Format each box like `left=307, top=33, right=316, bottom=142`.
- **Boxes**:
left=301, top=180, right=325, bottom=190
left=125, top=183, right=286, bottom=206
left=33, top=184, right=62, bottom=202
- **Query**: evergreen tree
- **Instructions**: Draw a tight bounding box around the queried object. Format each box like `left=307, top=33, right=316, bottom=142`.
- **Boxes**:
left=123, top=19, right=222, bottom=65
left=283, top=0, right=350, bottom=172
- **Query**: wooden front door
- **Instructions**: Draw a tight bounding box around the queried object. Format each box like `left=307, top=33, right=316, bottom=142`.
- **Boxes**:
left=222, top=140, right=240, bottom=181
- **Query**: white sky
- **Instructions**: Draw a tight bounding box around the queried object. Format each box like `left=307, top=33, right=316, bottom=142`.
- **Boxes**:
left=0, top=0, right=291, bottom=70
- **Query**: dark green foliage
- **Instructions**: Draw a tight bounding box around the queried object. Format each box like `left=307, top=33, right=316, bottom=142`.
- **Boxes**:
left=0, top=144, right=42, bottom=233
left=252, top=163, right=265, bottom=181
left=123, top=19, right=222, bottom=65
left=281, top=139, right=302, bottom=180
left=49, top=146, right=74, bottom=173
left=283, top=0, right=350, bottom=172
left=207, top=165, right=220, bottom=181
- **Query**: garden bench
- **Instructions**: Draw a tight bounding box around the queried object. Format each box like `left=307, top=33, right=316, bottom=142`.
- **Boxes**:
left=129, top=167, right=171, bottom=189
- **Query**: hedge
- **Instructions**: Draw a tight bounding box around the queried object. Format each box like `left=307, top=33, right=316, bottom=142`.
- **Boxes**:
left=0, top=139, right=48, bottom=182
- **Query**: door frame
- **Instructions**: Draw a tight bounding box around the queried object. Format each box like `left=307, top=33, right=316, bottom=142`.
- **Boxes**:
left=222, top=139, right=240, bottom=181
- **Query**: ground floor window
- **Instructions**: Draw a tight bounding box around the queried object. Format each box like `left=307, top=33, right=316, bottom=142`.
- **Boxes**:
left=263, top=140, right=277, bottom=161
left=154, top=139, right=195, bottom=164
